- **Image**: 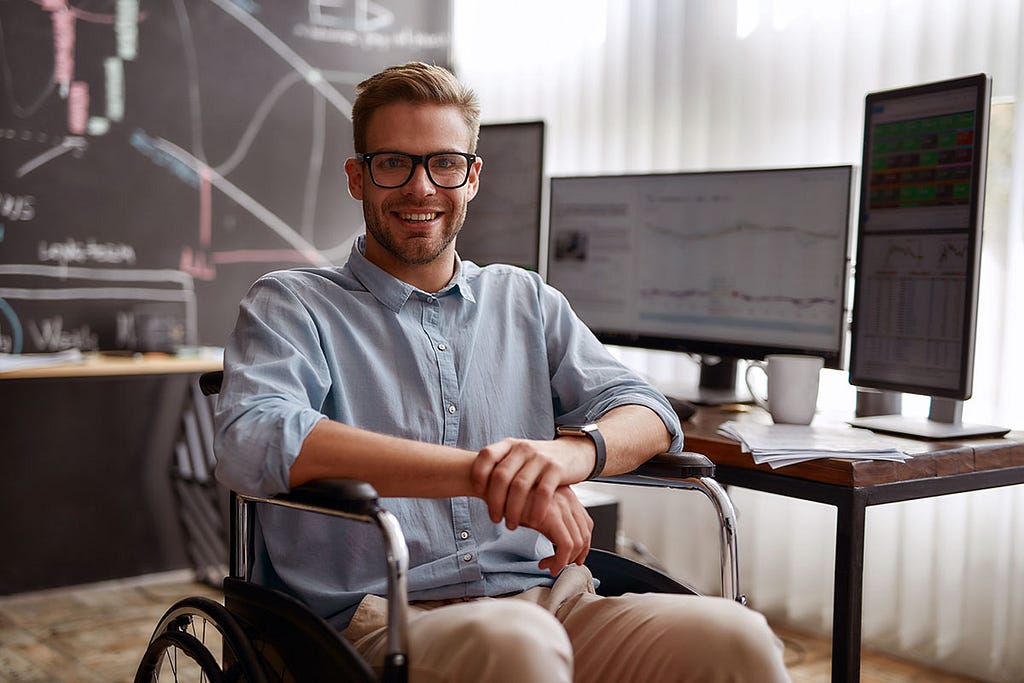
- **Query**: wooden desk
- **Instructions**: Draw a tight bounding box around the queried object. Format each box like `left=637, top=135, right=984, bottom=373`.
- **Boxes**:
left=0, top=352, right=222, bottom=380
left=0, top=354, right=223, bottom=594
left=683, top=406, right=1024, bottom=683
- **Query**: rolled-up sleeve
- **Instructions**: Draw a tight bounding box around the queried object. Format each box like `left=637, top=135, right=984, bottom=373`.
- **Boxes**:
left=214, top=275, right=329, bottom=497
left=540, top=283, right=684, bottom=453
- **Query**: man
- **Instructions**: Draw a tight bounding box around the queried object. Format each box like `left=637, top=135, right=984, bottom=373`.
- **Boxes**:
left=215, top=62, right=790, bottom=682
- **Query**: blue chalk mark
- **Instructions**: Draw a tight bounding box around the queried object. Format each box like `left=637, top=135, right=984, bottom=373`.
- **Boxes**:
left=0, top=298, right=23, bottom=353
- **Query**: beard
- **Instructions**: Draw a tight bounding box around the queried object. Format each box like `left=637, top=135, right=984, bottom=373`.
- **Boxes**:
left=363, top=194, right=467, bottom=266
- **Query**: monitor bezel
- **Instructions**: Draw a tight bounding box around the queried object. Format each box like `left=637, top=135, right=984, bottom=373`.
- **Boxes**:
left=546, top=164, right=856, bottom=372
left=848, top=73, right=991, bottom=400
left=457, top=120, right=546, bottom=271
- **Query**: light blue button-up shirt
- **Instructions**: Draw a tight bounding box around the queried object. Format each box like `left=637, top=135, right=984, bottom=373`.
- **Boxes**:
left=214, top=236, right=683, bottom=629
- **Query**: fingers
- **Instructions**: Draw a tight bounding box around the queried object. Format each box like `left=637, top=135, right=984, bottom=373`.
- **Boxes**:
left=535, top=489, right=594, bottom=575
left=470, top=440, right=503, bottom=498
left=570, top=497, right=595, bottom=566
left=476, top=444, right=595, bottom=576
left=474, top=439, right=565, bottom=528
left=471, top=440, right=511, bottom=522
left=499, top=456, right=559, bottom=530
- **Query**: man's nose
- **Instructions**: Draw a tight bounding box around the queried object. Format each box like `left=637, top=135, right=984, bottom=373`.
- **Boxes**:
left=403, top=163, right=436, bottom=195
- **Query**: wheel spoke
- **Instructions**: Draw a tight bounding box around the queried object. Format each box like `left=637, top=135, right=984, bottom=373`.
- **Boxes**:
left=135, top=596, right=266, bottom=683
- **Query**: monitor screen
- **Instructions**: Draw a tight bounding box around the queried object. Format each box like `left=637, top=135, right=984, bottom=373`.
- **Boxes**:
left=546, top=166, right=854, bottom=403
left=847, top=74, right=1006, bottom=438
left=457, top=121, right=545, bottom=271
left=849, top=74, right=990, bottom=401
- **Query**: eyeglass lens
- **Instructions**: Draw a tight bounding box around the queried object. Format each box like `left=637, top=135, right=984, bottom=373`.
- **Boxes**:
left=369, top=153, right=471, bottom=188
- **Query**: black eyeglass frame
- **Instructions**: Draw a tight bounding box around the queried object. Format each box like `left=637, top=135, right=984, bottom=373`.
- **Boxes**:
left=356, top=151, right=479, bottom=189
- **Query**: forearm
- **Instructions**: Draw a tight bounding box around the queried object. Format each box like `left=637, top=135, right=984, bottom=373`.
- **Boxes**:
left=593, top=404, right=673, bottom=476
left=290, top=419, right=478, bottom=497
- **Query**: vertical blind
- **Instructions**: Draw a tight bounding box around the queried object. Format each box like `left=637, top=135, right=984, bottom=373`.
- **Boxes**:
left=454, top=1, right=1024, bottom=679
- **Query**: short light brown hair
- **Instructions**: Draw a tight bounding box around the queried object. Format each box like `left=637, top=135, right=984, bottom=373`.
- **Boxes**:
left=351, top=62, right=481, bottom=154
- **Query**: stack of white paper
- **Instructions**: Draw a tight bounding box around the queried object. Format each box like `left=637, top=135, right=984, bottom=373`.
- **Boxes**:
left=717, top=420, right=909, bottom=469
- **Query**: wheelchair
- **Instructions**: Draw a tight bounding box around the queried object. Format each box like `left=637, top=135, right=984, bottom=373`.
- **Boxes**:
left=135, top=371, right=744, bottom=682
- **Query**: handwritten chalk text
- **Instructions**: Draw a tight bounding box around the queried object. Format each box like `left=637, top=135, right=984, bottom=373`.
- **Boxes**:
left=38, top=238, right=137, bottom=266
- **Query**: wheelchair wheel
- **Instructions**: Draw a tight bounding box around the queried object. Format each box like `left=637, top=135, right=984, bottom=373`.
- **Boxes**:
left=134, top=596, right=267, bottom=683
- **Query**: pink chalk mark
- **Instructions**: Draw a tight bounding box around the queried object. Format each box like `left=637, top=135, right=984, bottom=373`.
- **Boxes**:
left=52, top=9, right=75, bottom=86
left=199, top=167, right=212, bottom=248
left=35, top=0, right=148, bottom=25
left=179, top=246, right=217, bottom=281
left=67, top=81, right=88, bottom=134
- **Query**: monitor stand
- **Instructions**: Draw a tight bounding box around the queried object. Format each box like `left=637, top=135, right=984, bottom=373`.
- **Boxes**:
left=849, top=396, right=1010, bottom=440
left=668, top=355, right=752, bottom=406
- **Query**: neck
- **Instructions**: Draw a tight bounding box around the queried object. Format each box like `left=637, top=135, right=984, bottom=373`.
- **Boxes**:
left=400, top=256, right=458, bottom=293
left=364, top=239, right=458, bottom=293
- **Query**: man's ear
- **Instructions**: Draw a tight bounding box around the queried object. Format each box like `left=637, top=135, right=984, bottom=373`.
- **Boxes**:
left=465, top=156, right=483, bottom=202
left=344, top=157, right=364, bottom=200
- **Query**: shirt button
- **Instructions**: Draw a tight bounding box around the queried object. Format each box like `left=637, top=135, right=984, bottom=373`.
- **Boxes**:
left=463, top=553, right=473, bottom=562
left=459, top=530, right=470, bottom=540
left=448, top=404, right=457, bottom=414
left=437, top=343, right=447, bottom=351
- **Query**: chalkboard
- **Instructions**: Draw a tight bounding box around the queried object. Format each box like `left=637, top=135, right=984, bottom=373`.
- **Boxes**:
left=0, top=0, right=451, bottom=353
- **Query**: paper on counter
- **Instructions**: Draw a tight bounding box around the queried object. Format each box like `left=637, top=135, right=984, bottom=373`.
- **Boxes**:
left=717, top=420, right=909, bottom=469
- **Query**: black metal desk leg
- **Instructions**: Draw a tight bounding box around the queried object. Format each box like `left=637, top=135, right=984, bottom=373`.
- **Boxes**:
left=832, top=491, right=867, bottom=682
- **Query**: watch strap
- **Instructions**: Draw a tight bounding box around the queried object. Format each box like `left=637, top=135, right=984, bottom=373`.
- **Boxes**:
left=556, top=423, right=607, bottom=480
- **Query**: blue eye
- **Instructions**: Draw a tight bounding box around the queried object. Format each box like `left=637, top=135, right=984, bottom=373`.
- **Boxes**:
left=378, top=155, right=411, bottom=170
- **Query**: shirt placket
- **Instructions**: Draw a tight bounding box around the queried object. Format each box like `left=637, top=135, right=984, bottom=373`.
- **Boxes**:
left=421, top=293, right=482, bottom=586
left=421, top=294, right=461, bottom=448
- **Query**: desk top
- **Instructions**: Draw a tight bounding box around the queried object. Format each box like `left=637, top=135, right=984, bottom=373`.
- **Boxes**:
left=684, top=406, right=1024, bottom=488
left=0, top=352, right=223, bottom=379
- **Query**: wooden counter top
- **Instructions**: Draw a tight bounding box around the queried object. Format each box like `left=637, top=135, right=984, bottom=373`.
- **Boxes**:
left=683, top=405, right=1024, bottom=488
left=0, top=352, right=223, bottom=379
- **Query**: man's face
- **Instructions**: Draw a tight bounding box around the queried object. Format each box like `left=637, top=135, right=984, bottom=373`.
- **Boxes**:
left=346, top=102, right=481, bottom=273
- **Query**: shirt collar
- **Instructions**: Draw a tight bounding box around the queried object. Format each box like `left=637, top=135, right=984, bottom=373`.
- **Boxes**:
left=348, top=235, right=476, bottom=313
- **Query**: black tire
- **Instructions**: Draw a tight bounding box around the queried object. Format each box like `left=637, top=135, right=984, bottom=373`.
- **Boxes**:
left=135, top=630, right=224, bottom=682
left=134, top=596, right=267, bottom=683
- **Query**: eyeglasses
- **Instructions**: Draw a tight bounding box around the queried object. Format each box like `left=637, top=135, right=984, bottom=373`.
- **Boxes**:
left=357, top=151, right=477, bottom=189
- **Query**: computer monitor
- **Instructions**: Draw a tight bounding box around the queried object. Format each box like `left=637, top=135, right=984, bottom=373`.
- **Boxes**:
left=546, top=165, right=854, bottom=404
left=457, top=121, right=545, bottom=271
left=848, top=74, right=1008, bottom=439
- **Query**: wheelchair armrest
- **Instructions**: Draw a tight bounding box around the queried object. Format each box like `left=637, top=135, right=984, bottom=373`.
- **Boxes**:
left=234, top=477, right=411, bottom=673
left=630, top=451, right=715, bottom=479
left=274, top=478, right=382, bottom=517
left=199, top=370, right=224, bottom=396
left=593, top=451, right=743, bottom=604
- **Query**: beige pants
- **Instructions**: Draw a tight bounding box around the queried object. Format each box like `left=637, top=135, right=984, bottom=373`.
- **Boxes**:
left=343, top=565, right=790, bottom=682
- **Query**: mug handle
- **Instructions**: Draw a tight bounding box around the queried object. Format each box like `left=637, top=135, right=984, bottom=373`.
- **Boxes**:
left=744, top=360, right=770, bottom=412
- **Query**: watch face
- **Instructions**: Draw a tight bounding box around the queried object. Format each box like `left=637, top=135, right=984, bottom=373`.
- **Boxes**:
left=561, top=419, right=598, bottom=436
left=558, top=424, right=595, bottom=436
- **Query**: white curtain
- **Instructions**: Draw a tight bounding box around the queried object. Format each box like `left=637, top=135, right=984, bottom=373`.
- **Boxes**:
left=453, top=1, right=1024, bottom=680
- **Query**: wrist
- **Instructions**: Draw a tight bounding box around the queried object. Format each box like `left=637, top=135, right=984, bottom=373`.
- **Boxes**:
left=555, top=423, right=606, bottom=480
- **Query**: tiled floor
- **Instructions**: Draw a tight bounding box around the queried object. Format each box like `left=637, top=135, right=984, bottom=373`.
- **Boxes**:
left=0, top=572, right=219, bottom=683
left=0, top=572, right=983, bottom=682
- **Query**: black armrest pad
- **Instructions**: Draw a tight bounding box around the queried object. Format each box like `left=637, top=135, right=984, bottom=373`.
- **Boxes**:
left=276, top=478, right=381, bottom=516
left=199, top=370, right=224, bottom=396
left=632, top=452, right=715, bottom=479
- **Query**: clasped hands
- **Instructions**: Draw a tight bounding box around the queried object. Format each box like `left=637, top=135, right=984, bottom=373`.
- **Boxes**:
left=470, top=437, right=596, bottom=576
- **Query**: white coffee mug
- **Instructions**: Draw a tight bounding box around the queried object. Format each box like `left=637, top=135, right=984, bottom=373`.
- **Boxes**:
left=744, top=354, right=824, bottom=425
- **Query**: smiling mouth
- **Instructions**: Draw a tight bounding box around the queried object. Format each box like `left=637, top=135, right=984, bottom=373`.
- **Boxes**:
left=397, top=211, right=440, bottom=223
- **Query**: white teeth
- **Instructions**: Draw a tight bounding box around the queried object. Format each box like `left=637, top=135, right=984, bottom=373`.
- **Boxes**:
left=400, top=212, right=437, bottom=222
